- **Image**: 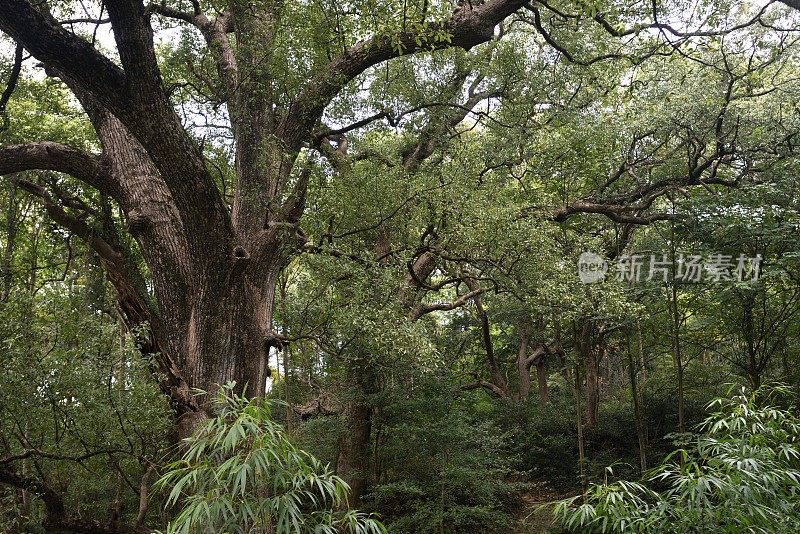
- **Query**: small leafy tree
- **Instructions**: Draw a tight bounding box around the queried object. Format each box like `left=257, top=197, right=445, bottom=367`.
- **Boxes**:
left=157, top=384, right=385, bottom=534
left=553, top=386, right=800, bottom=533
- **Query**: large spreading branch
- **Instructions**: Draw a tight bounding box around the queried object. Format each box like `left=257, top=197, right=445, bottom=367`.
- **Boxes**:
left=0, top=0, right=126, bottom=114
left=0, top=142, right=112, bottom=194
left=0, top=0, right=234, bottom=267
left=411, top=286, right=486, bottom=320
left=278, top=0, right=528, bottom=152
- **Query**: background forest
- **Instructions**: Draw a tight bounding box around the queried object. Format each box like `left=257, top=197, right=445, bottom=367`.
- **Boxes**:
left=1, top=0, right=800, bottom=532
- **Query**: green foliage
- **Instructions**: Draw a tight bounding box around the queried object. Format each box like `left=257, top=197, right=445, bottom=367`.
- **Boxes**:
left=554, top=386, right=800, bottom=533
left=0, top=288, right=171, bottom=529
left=157, top=384, right=385, bottom=534
left=495, top=398, right=581, bottom=490
left=369, top=381, right=523, bottom=533
left=6, top=1, right=800, bottom=532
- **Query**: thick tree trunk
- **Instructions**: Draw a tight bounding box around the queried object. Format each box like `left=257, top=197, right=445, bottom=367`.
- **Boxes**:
left=182, top=266, right=280, bottom=399
left=535, top=359, right=549, bottom=405
left=337, top=401, right=372, bottom=505
left=336, top=358, right=377, bottom=506
left=516, top=325, right=532, bottom=400
left=67, top=85, right=286, bottom=417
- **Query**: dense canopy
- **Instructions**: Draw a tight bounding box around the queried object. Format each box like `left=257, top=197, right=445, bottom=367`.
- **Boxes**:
left=1, top=0, right=800, bottom=532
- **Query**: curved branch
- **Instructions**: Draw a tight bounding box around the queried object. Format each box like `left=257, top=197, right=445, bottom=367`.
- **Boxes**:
left=0, top=142, right=112, bottom=194
left=0, top=42, right=22, bottom=116
left=279, top=0, right=528, bottom=151
left=461, top=377, right=509, bottom=398
left=0, top=0, right=127, bottom=111
left=0, top=447, right=129, bottom=466
left=411, top=287, right=485, bottom=320
left=548, top=201, right=682, bottom=225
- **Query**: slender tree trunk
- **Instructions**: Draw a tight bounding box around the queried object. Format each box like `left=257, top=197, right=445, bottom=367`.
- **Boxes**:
left=670, top=277, right=685, bottom=433
left=742, top=300, right=763, bottom=389
left=585, top=351, right=600, bottom=428
left=27, top=219, right=39, bottom=293
left=372, top=405, right=385, bottom=484
left=749, top=369, right=762, bottom=389
left=1, top=180, right=17, bottom=302
left=284, top=346, right=292, bottom=434
left=136, top=465, right=155, bottom=527
left=675, top=360, right=685, bottom=433
left=580, top=320, right=601, bottom=429
left=515, top=323, right=550, bottom=405
left=465, top=276, right=509, bottom=397
left=637, top=319, right=647, bottom=382
left=574, top=360, right=587, bottom=490
left=84, top=249, right=106, bottom=312
left=626, top=339, right=647, bottom=473
left=669, top=219, right=685, bottom=433
left=516, top=324, right=532, bottom=400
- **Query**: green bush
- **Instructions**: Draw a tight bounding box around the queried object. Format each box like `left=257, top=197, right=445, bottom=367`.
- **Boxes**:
left=369, top=386, right=522, bottom=533
left=0, top=292, right=171, bottom=530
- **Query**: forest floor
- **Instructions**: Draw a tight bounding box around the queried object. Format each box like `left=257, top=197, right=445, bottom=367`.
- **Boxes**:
left=517, top=487, right=572, bottom=533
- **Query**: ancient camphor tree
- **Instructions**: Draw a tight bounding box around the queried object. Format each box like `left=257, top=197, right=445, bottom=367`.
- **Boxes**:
left=0, top=0, right=532, bottom=420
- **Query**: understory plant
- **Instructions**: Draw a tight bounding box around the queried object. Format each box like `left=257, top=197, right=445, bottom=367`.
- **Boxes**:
left=553, top=385, right=800, bottom=533
left=157, top=383, right=385, bottom=534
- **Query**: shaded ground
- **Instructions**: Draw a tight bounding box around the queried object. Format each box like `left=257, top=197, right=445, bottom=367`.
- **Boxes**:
left=517, top=487, right=573, bottom=533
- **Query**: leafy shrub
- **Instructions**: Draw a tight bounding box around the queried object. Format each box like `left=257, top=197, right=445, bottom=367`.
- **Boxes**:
left=157, top=384, right=385, bottom=534
left=553, top=386, right=800, bottom=533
